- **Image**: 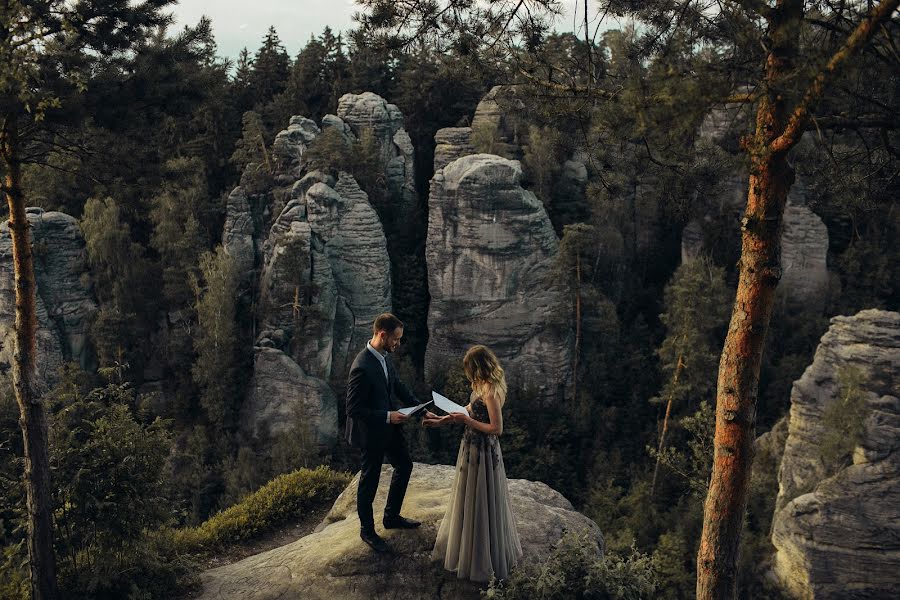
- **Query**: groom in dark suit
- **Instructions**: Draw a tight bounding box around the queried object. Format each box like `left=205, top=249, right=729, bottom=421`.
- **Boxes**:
left=346, top=312, right=421, bottom=552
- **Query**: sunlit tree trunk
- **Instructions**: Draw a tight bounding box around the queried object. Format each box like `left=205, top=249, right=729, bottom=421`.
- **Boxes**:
left=1, top=118, right=59, bottom=600
left=696, top=1, right=900, bottom=597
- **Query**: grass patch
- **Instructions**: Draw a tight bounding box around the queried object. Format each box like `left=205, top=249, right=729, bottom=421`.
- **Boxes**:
left=165, top=466, right=352, bottom=556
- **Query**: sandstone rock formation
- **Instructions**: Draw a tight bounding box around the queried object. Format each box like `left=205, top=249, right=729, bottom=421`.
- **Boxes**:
left=272, top=116, right=321, bottom=175
left=198, top=462, right=603, bottom=600
left=779, top=190, right=829, bottom=304
left=222, top=187, right=256, bottom=279
left=471, top=86, right=524, bottom=159
left=336, top=92, right=417, bottom=219
left=771, top=309, right=899, bottom=599
left=241, top=347, right=337, bottom=445
left=0, top=208, right=97, bottom=388
left=434, top=127, right=476, bottom=171
left=425, top=153, right=572, bottom=401
left=224, top=96, right=402, bottom=450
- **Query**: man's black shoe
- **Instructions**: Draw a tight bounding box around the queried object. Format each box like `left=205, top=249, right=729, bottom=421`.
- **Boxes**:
left=383, top=515, right=421, bottom=529
left=360, top=528, right=390, bottom=552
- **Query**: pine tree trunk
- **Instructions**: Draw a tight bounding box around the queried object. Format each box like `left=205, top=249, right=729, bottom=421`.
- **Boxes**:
left=696, top=149, right=791, bottom=598
left=651, top=352, right=684, bottom=496
left=697, top=4, right=799, bottom=595
left=573, top=253, right=581, bottom=401
left=696, top=4, right=900, bottom=596
left=1, top=119, right=59, bottom=600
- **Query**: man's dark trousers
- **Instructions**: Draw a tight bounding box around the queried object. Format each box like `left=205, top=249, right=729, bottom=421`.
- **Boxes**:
left=357, top=429, right=413, bottom=531
left=345, top=347, right=417, bottom=532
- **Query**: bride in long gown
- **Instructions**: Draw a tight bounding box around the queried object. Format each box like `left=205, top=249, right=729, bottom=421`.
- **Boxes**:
left=423, top=345, right=523, bottom=583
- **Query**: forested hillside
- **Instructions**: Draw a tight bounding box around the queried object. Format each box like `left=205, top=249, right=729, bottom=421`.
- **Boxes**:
left=1, top=1, right=896, bottom=598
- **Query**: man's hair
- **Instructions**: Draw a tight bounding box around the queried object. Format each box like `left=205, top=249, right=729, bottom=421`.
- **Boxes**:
left=373, top=313, right=404, bottom=334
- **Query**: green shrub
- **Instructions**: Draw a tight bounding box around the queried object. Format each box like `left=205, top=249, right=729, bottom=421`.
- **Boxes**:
left=45, top=373, right=185, bottom=599
left=486, top=531, right=658, bottom=600
left=168, top=466, right=351, bottom=554
left=0, top=541, right=28, bottom=600
left=820, top=365, right=870, bottom=474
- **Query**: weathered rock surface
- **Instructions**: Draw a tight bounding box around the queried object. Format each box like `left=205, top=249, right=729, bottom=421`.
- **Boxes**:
left=272, top=116, right=321, bottom=174
left=471, top=86, right=524, bottom=159
left=771, top=309, right=900, bottom=599
left=337, top=92, right=417, bottom=218
left=425, top=153, right=572, bottom=401
left=326, top=175, right=392, bottom=376
left=198, top=462, right=603, bottom=600
left=779, top=192, right=829, bottom=304
left=434, top=127, right=475, bottom=171
left=229, top=101, right=400, bottom=450
left=0, top=208, right=97, bottom=388
left=247, top=169, right=390, bottom=445
left=222, top=187, right=256, bottom=280
left=241, top=347, right=337, bottom=446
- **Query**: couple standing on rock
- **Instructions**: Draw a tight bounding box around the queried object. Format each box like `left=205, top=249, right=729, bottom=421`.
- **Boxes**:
left=345, top=312, right=523, bottom=583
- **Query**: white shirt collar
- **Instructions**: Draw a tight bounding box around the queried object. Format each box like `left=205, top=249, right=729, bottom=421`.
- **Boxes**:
left=366, top=341, right=386, bottom=362
left=366, top=341, right=388, bottom=382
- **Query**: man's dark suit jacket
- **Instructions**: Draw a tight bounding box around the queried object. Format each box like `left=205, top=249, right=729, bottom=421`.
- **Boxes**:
left=345, top=347, right=417, bottom=449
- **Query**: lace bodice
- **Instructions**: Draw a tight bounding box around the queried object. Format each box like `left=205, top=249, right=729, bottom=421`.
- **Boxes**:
left=462, top=393, right=499, bottom=466
left=469, top=396, right=490, bottom=424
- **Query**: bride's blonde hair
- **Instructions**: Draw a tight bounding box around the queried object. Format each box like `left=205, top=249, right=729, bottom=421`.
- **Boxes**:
left=463, top=345, right=507, bottom=407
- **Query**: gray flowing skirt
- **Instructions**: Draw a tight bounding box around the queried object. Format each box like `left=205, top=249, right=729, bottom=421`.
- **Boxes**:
left=431, top=431, right=523, bottom=583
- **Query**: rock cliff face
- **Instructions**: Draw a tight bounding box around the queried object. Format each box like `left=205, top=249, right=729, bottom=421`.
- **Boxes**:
left=471, top=85, right=524, bottom=160
left=425, top=153, right=572, bottom=401
left=771, top=309, right=899, bottom=599
left=434, top=127, right=476, bottom=171
left=198, top=463, right=603, bottom=600
left=240, top=347, right=337, bottom=444
left=336, top=92, right=417, bottom=219
left=779, top=195, right=829, bottom=304
left=0, top=208, right=97, bottom=388
left=224, top=95, right=401, bottom=450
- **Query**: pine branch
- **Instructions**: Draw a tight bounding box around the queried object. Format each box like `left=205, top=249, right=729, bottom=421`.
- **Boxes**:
left=771, top=0, right=900, bottom=154
left=725, top=0, right=774, bottom=20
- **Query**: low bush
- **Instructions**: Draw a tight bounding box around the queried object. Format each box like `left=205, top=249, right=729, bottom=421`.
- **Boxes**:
left=486, top=531, right=658, bottom=600
left=168, top=466, right=352, bottom=555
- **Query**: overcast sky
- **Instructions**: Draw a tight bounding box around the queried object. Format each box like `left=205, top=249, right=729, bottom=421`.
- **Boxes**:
left=169, top=0, right=613, bottom=60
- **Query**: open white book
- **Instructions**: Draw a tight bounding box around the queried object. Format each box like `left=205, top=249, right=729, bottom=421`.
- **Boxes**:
left=398, top=400, right=432, bottom=416
left=432, top=391, right=469, bottom=415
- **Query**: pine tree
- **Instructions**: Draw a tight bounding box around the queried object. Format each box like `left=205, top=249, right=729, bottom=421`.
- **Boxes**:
left=192, top=246, right=239, bottom=432
left=80, top=197, right=155, bottom=375
left=651, top=259, right=732, bottom=494
left=1, top=3, right=174, bottom=596
left=249, top=26, right=291, bottom=110
left=232, top=47, right=256, bottom=115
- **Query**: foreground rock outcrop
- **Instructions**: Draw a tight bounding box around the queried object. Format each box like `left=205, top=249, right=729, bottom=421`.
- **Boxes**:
left=771, top=309, right=900, bottom=599
left=199, top=462, right=602, bottom=600
left=0, top=208, right=97, bottom=388
left=424, top=153, right=572, bottom=401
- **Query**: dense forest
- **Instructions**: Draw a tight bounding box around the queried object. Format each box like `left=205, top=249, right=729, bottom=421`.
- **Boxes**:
left=1, top=1, right=897, bottom=599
